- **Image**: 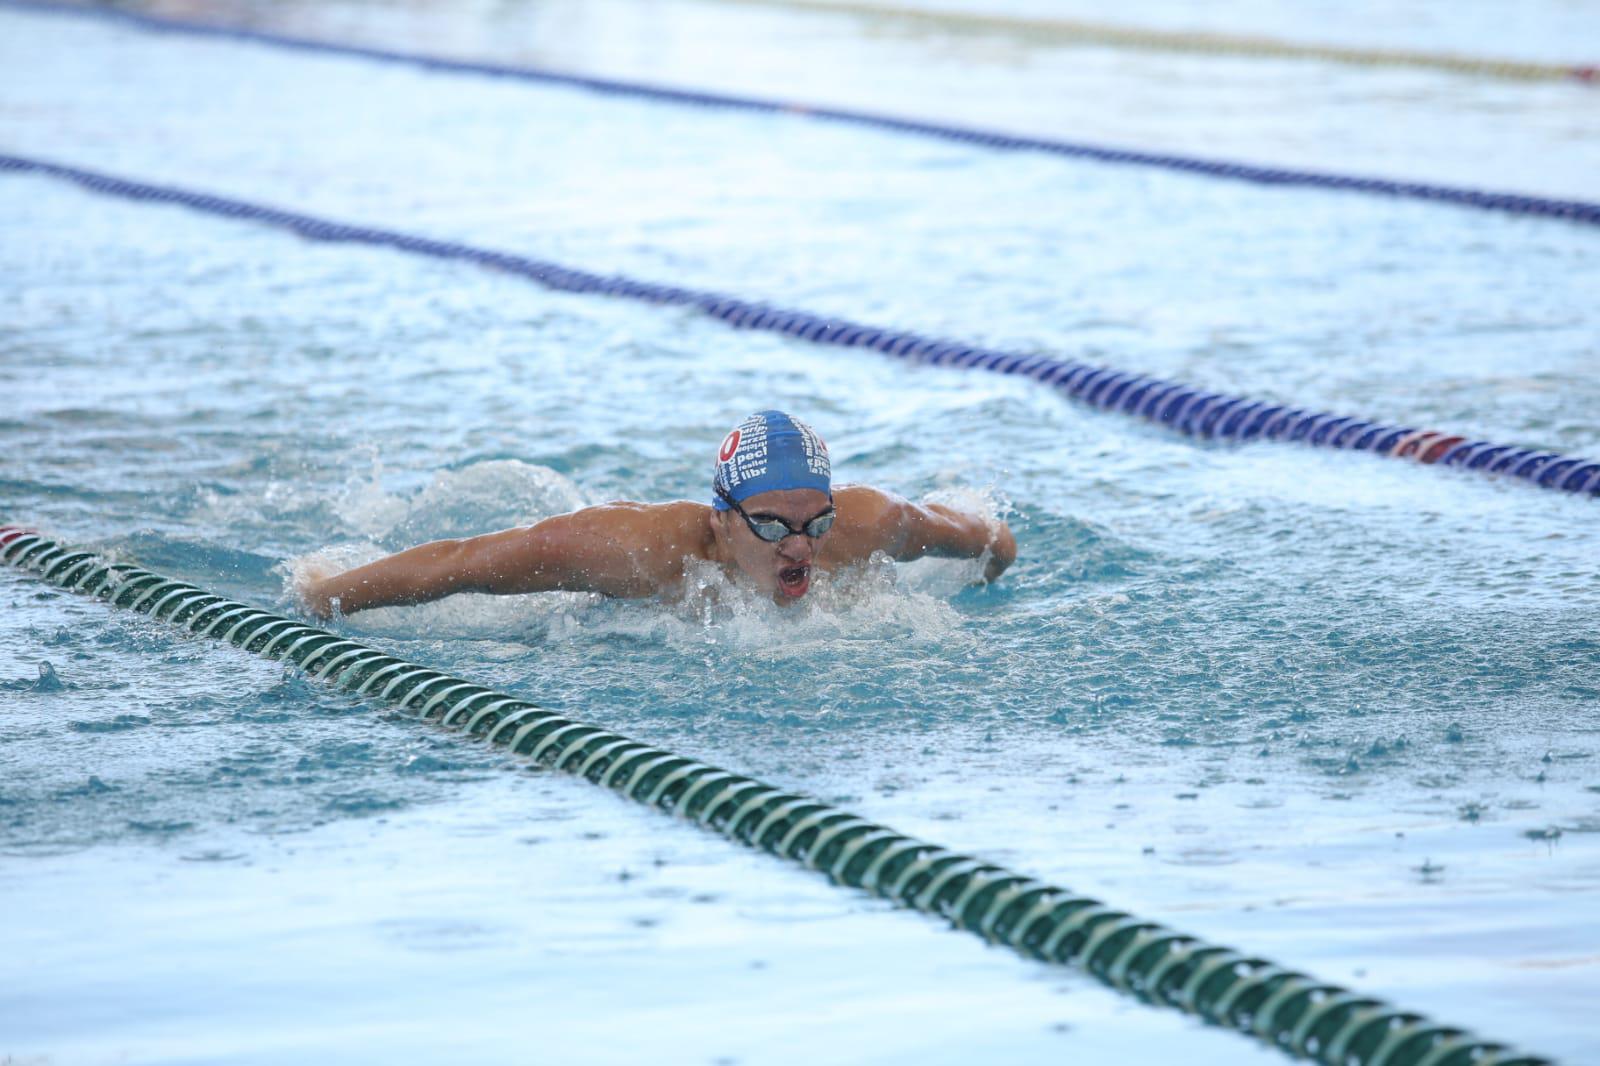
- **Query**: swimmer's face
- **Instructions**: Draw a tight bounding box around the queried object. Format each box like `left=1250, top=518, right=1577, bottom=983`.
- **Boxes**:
left=714, top=487, right=833, bottom=602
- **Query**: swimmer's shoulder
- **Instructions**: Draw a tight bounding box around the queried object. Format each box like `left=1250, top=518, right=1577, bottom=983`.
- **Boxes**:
left=834, top=485, right=910, bottom=527
left=825, top=485, right=911, bottom=562
left=585, top=498, right=716, bottom=562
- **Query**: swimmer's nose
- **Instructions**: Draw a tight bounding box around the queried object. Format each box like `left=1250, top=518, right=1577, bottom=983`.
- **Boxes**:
left=778, top=535, right=814, bottom=562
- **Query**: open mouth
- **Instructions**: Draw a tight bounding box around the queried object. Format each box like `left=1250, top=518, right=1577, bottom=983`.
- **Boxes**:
left=776, top=563, right=811, bottom=599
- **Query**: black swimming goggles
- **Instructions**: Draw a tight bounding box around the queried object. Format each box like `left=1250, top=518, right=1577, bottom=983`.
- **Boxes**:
left=716, top=485, right=836, bottom=542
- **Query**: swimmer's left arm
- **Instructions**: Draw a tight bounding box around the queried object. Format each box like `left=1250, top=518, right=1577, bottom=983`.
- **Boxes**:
left=875, top=492, right=1016, bottom=582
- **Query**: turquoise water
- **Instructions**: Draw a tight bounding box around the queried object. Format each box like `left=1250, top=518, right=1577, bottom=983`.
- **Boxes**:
left=2, top=2, right=1599, bottom=1063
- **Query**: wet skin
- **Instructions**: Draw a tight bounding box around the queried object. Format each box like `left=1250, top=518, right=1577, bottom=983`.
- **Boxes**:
left=301, top=484, right=1014, bottom=617
left=708, top=488, right=833, bottom=602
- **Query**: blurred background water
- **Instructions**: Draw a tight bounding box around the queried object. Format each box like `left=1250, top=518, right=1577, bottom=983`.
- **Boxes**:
left=1, top=2, right=1597, bottom=1063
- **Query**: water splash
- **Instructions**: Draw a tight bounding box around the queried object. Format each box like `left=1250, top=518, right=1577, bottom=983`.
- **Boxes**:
left=335, top=458, right=588, bottom=543
left=281, top=465, right=993, bottom=649
left=280, top=458, right=597, bottom=634
left=659, top=553, right=969, bottom=658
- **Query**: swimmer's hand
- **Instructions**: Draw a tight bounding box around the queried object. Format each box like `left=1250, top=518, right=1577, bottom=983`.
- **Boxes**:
left=297, top=577, right=339, bottom=620
left=300, top=581, right=338, bottom=620
left=980, top=521, right=1017, bottom=584
left=876, top=493, right=1017, bottom=583
left=287, top=558, right=343, bottom=620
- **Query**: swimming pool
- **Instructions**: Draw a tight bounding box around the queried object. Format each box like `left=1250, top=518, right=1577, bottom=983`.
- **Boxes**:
left=2, top=2, right=1597, bottom=1063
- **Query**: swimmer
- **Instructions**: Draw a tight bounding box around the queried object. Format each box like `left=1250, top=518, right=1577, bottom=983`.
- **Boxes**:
left=300, top=410, right=1016, bottom=618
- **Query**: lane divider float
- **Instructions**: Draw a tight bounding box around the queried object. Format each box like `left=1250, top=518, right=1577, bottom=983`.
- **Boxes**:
left=727, top=0, right=1600, bottom=85
left=4, top=0, right=1599, bottom=227
left=3, top=153, right=1595, bottom=500
left=0, top=524, right=1555, bottom=1066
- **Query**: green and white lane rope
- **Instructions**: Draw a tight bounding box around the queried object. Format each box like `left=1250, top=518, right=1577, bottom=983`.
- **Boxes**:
left=0, top=525, right=1555, bottom=1066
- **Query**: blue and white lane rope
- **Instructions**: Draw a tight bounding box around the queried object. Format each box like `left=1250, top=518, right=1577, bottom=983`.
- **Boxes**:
left=4, top=153, right=1596, bottom=500
left=0, top=525, right=1558, bottom=1066
left=5, top=0, right=1600, bottom=229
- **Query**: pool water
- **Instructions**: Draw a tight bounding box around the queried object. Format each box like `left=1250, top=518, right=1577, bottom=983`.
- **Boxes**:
left=2, top=2, right=1598, bottom=1063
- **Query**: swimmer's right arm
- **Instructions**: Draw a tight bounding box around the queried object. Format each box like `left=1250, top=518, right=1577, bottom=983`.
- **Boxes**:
left=301, top=504, right=680, bottom=618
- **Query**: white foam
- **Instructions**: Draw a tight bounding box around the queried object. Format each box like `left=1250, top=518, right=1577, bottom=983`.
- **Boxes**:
left=663, top=554, right=972, bottom=659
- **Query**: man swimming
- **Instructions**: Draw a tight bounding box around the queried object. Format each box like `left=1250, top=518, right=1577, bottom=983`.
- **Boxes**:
left=300, top=410, right=1016, bottom=618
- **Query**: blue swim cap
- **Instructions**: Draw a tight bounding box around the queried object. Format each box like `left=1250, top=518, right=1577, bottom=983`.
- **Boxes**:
left=712, top=411, right=831, bottom=510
